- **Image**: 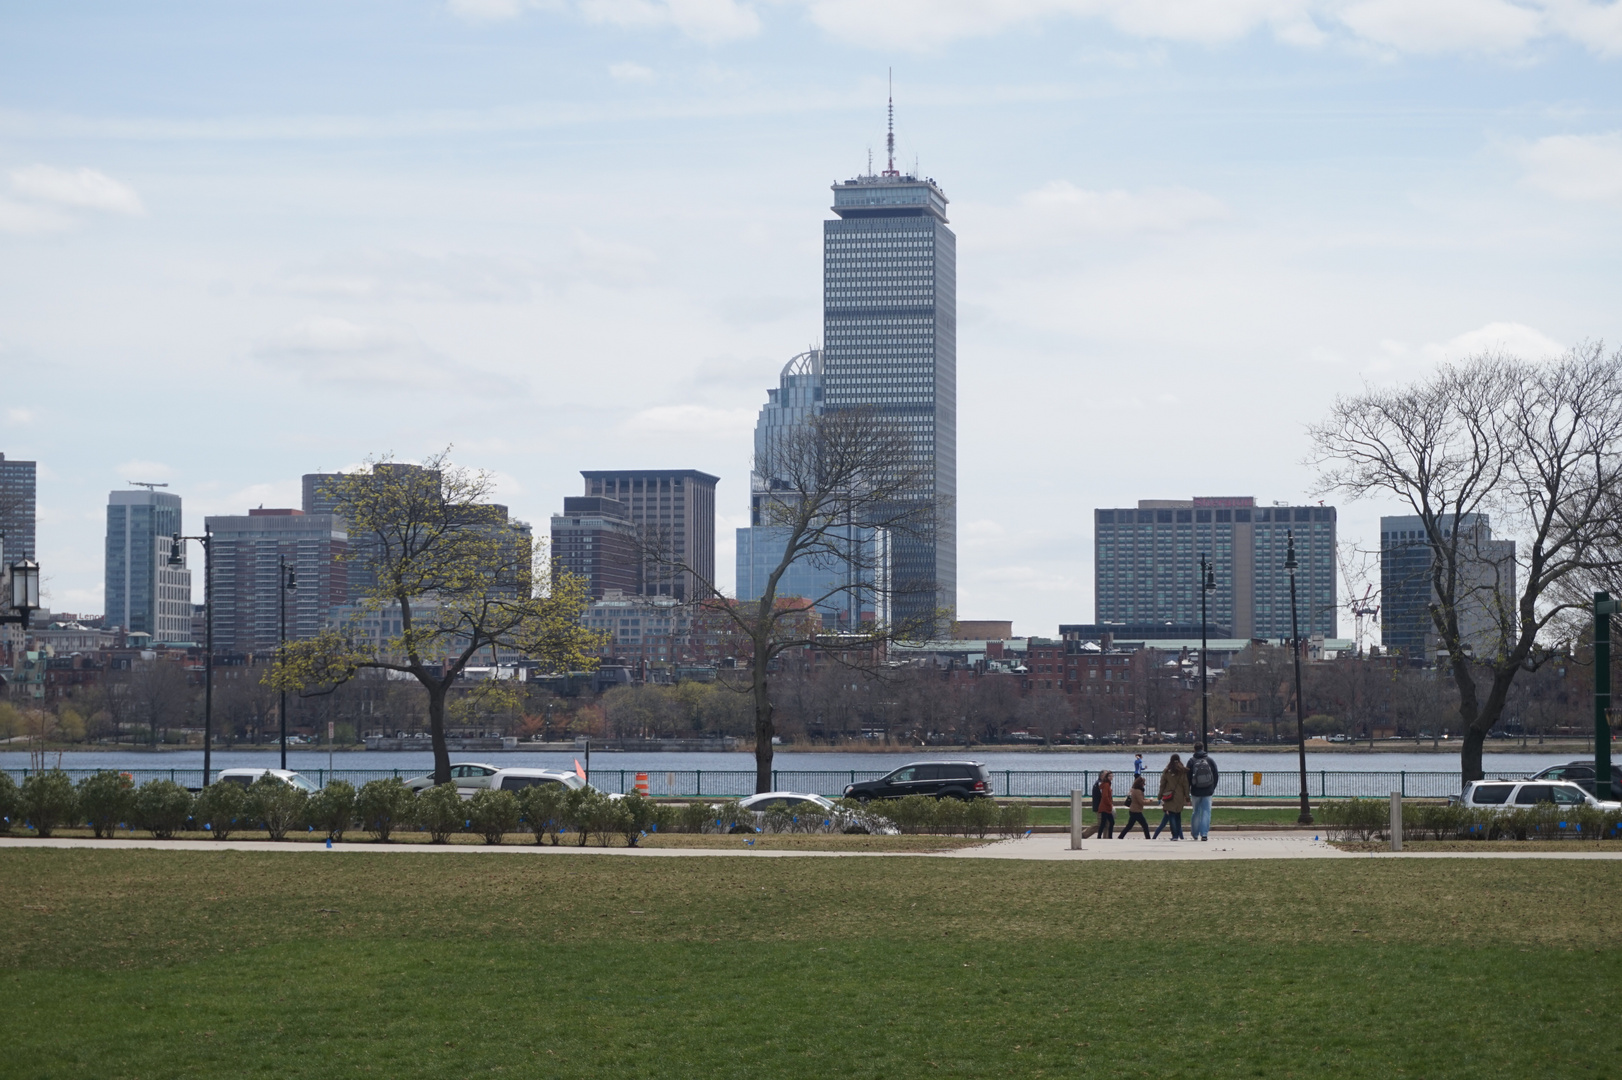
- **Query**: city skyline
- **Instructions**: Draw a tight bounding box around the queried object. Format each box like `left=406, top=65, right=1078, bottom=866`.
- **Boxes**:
left=2, top=4, right=1618, bottom=635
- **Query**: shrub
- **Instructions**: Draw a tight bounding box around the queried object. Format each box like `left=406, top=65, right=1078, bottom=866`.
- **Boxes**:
left=996, top=801, right=1030, bottom=838
left=355, top=778, right=414, bottom=842
left=247, top=775, right=309, bottom=842
left=676, top=799, right=713, bottom=834
left=562, top=787, right=618, bottom=846
left=0, top=770, right=18, bottom=835
left=193, top=781, right=248, bottom=840
left=305, top=780, right=356, bottom=842
left=518, top=782, right=568, bottom=845
left=133, top=779, right=194, bottom=839
left=888, top=795, right=936, bottom=835
left=964, top=797, right=999, bottom=839
left=933, top=797, right=968, bottom=836
left=416, top=783, right=466, bottom=844
left=614, top=791, right=662, bottom=847
left=709, top=799, right=748, bottom=836
left=1319, top=799, right=1388, bottom=842
left=761, top=804, right=794, bottom=834
left=469, top=788, right=522, bottom=845
left=21, top=770, right=79, bottom=837
left=77, top=771, right=135, bottom=838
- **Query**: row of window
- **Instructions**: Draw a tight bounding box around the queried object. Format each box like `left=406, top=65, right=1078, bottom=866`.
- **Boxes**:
left=1099, top=507, right=1335, bottom=524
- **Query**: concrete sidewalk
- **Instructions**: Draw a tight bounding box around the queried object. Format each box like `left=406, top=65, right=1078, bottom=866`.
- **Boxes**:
left=4, top=833, right=1621, bottom=860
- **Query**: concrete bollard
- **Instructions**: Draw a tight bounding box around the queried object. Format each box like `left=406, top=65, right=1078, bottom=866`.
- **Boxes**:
left=1390, top=790, right=1403, bottom=852
left=1070, top=789, right=1085, bottom=850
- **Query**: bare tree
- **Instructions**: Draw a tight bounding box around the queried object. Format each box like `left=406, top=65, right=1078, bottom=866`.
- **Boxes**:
left=125, top=658, right=193, bottom=748
left=650, top=407, right=943, bottom=792
left=1311, top=344, right=1622, bottom=781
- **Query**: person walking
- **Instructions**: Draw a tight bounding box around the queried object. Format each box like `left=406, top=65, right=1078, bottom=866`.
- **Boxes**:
left=1117, top=775, right=1151, bottom=838
left=1188, top=744, right=1220, bottom=841
left=1095, top=770, right=1116, bottom=839
left=1133, top=753, right=1145, bottom=780
left=1152, top=754, right=1189, bottom=840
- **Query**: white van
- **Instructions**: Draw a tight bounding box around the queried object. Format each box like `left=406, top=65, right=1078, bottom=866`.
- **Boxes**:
left=1461, top=779, right=1621, bottom=811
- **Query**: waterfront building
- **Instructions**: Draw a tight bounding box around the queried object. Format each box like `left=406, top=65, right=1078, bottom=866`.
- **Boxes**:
left=551, top=496, right=640, bottom=600
left=579, top=470, right=717, bottom=602
left=1381, top=513, right=1517, bottom=660
left=0, top=453, right=36, bottom=562
left=105, top=489, right=192, bottom=643
left=203, top=508, right=348, bottom=655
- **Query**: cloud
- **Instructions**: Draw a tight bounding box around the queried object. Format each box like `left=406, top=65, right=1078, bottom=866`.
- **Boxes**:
left=276, top=250, right=538, bottom=303
left=445, top=0, right=531, bottom=20
left=964, top=181, right=1229, bottom=250
left=1371, top=322, right=1565, bottom=374
left=6, top=407, right=35, bottom=424
left=620, top=403, right=757, bottom=435
left=10, top=165, right=144, bottom=215
left=449, top=0, right=759, bottom=41
left=115, top=460, right=174, bottom=482
left=1515, top=132, right=1622, bottom=204
left=609, top=61, right=657, bottom=82
left=1336, top=0, right=1543, bottom=54
left=0, top=195, right=74, bottom=234
left=253, top=317, right=456, bottom=386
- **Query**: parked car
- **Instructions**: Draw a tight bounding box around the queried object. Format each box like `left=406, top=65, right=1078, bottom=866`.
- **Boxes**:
left=733, top=791, right=898, bottom=835
left=1461, top=779, right=1621, bottom=811
left=1528, top=760, right=1622, bottom=797
left=214, top=768, right=320, bottom=793
left=403, top=763, right=500, bottom=792
left=483, top=768, right=586, bottom=794
left=844, top=761, right=992, bottom=802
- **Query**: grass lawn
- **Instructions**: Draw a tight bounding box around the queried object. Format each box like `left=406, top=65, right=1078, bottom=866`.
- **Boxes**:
left=4, top=851, right=1621, bottom=1078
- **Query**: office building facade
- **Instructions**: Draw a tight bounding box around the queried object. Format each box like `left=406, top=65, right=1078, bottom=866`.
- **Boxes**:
left=0, top=453, right=36, bottom=564
left=551, top=497, right=640, bottom=600
left=1094, top=497, right=1338, bottom=639
left=1381, top=514, right=1516, bottom=660
left=105, top=489, right=193, bottom=642
left=823, top=152, right=956, bottom=627
left=203, top=508, right=349, bottom=655
left=580, top=470, right=717, bottom=602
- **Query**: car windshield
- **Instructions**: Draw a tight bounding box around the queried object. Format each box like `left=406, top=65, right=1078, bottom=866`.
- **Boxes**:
left=290, top=774, right=320, bottom=793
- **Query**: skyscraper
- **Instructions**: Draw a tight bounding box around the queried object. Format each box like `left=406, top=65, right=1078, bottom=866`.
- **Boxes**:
left=580, top=470, right=717, bottom=602
left=203, top=508, right=348, bottom=655
left=1094, top=497, right=1338, bottom=639
left=0, top=453, right=36, bottom=563
left=1381, top=513, right=1516, bottom=660
left=551, top=497, right=640, bottom=600
left=105, top=488, right=193, bottom=642
left=823, top=97, right=956, bottom=627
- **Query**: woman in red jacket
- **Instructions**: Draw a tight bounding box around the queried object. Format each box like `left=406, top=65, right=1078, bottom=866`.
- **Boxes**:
left=1095, top=770, right=1115, bottom=839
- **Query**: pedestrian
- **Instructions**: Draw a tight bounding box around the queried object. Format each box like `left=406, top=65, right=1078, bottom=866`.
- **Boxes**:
left=1095, top=770, right=1116, bottom=839
left=1188, top=744, right=1220, bottom=841
left=1133, top=752, right=1145, bottom=779
left=1117, top=775, right=1151, bottom=838
left=1152, top=754, right=1189, bottom=840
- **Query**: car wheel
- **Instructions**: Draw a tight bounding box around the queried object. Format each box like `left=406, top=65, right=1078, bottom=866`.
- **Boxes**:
left=856, top=794, right=872, bottom=805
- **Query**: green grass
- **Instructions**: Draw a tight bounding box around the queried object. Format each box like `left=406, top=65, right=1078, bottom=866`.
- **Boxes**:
left=4, top=851, right=1621, bottom=1078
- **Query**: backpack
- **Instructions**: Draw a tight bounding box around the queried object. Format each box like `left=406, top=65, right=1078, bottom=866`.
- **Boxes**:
left=1190, top=757, right=1216, bottom=790
left=1090, top=779, right=1102, bottom=812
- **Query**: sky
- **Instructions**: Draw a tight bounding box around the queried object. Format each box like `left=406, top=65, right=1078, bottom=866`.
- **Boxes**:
left=1, top=1, right=1619, bottom=640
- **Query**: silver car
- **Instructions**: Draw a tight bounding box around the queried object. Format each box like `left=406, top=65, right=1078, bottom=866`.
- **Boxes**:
left=404, top=763, right=499, bottom=792
left=1462, top=779, right=1622, bottom=811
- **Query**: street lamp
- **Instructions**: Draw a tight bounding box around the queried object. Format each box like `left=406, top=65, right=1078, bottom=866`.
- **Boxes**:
left=1, top=557, right=41, bottom=629
left=278, top=559, right=297, bottom=770
left=1199, top=553, right=1216, bottom=752
left=170, top=531, right=214, bottom=786
left=1285, top=530, right=1313, bottom=825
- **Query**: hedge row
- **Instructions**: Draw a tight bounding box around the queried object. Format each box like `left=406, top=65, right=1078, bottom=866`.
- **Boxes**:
left=1318, top=797, right=1622, bottom=842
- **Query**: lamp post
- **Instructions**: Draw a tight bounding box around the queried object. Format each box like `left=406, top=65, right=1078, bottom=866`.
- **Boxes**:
left=0, top=555, right=41, bottom=632
left=1199, top=553, right=1216, bottom=752
left=170, top=531, right=214, bottom=786
left=1595, top=592, right=1618, bottom=800
left=1285, top=530, right=1313, bottom=825
left=278, top=559, right=297, bottom=770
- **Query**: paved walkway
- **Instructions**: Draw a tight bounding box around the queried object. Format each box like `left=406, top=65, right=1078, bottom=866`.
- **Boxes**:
left=4, top=834, right=1621, bottom=860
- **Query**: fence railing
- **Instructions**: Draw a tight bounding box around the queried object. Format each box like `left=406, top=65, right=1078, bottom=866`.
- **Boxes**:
left=1, top=766, right=1532, bottom=800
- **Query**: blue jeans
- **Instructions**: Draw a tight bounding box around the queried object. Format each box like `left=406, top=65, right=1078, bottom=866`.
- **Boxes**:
left=1191, top=795, right=1213, bottom=838
left=1152, top=810, right=1182, bottom=839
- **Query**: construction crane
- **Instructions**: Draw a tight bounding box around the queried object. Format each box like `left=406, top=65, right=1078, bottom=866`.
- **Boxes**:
left=128, top=481, right=168, bottom=491
left=1350, top=585, right=1381, bottom=657
left=1335, top=541, right=1381, bottom=656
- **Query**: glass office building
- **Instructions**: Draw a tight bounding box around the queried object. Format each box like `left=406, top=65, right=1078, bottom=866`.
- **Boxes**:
left=0, top=453, right=36, bottom=563
left=824, top=164, right=956, bottom=628
left=105, top=489, right=193, bottom=642
left=1094, top=497, right=1338, bottom=639
left=1380, top=513, right=1515, bottom=659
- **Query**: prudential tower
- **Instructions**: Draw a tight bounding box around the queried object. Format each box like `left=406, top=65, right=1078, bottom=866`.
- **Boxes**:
left=822, top=94, right=956, bottom=629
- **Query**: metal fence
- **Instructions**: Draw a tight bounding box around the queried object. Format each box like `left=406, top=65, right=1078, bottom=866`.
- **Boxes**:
left=1, top=766, right=1532, bottom=800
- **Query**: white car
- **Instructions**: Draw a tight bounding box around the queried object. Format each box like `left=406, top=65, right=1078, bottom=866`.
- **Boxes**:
left=404, top=763, right=500, bottom=792
left=214, top=768, right=320, bottom=794
left=1461, top=779, right=1622, bottom=811
left=483, top=768, right=587, bottom=794
left=737, top=791, right=898, bottom=835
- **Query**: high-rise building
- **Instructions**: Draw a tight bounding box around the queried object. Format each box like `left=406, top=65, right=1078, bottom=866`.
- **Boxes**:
left=822, top=103, right=956, bottom=627
left=0, top=453, right=36, bottom=564
left=203, top=508, right=348, bottom=655
left=551, top=497, right=640, bottom=600
left=105, top=489, right=193, bottom=642
left=1381, top=514, right=1516, bottom=660
left=1094, top=497, right=1338, bottom=639
left=735, top=349, right=889, bottom=628
left=580, top=470, right=717, bottom=602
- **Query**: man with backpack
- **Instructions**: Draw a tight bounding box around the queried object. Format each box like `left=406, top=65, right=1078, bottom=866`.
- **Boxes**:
left=1187, top=745, right=1219, bottom=841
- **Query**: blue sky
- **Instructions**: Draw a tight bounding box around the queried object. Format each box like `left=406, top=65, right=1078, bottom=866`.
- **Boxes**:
left=1, top=1, right=1619, bottom=637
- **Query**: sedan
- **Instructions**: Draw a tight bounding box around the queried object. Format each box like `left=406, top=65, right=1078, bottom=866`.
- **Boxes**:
left=403, top=763, right=500, bottom=792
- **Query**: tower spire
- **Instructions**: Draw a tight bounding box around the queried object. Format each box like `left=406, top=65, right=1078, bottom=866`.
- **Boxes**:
left=885, top=68, right=897, bottom=176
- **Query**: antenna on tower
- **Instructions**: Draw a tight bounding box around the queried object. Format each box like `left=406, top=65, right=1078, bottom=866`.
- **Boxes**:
left=867, top=146, right=873, bottom=175
left=129, top=481, right=168, bottom=491
left=884, top=68, right=897, bottom=177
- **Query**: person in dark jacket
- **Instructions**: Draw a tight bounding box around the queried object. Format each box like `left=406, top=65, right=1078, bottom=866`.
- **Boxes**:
left=1095, top=770, right=1115, bottom=839
left=1152, top=755, right=1189, bottom=840
left=1187, top=745, right=1220, bottom=841
left=1117, top=775, right=1151, bottom=839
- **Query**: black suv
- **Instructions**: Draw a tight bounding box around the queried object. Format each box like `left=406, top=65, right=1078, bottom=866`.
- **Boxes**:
left=844, top=761, right=992, bottom=802
left=1529, top=760, right=1622, bottom=797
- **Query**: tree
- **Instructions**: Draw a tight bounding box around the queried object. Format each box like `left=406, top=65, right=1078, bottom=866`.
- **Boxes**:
left=647, top=407, right=943, bottom=792
left=1311, top=344, right=1622, bottom=782
left=124, top=658, right=192, bottom=749
left=272, top=452, right=603, bottom=786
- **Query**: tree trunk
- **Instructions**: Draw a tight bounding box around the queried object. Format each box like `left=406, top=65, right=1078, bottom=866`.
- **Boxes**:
left=753, top=653, right=774, bottom=794
left=426, top=680, right=451, bottom=785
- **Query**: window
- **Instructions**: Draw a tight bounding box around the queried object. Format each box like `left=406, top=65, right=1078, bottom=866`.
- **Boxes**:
left=1470, top=784, right=1513, bottom=804
left=1513, top=784, right=1554, bottom=805
left=889, top=767, right=916, bottom=783
left=1552, top=786, right=1585, bottom=805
